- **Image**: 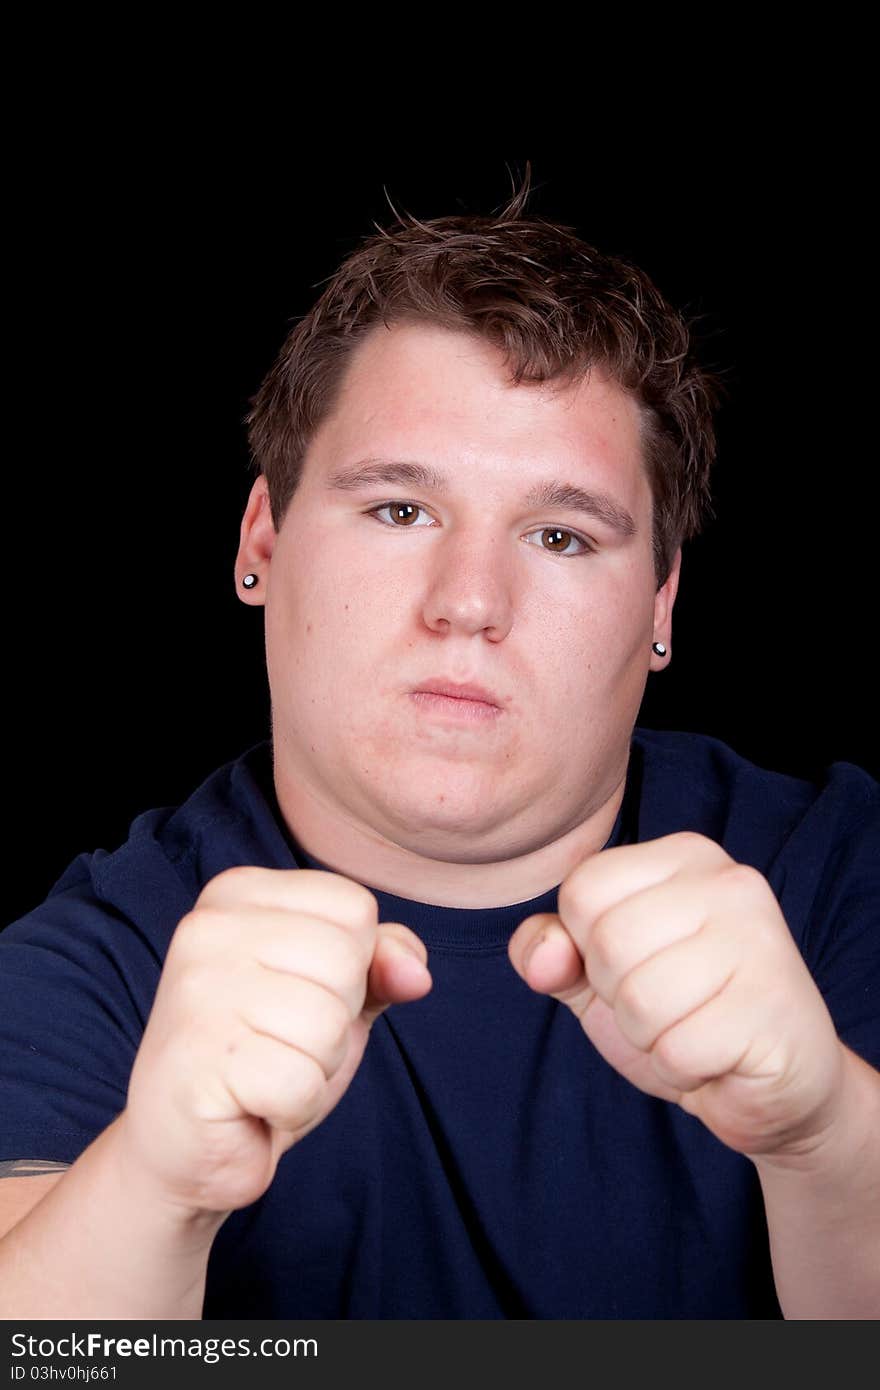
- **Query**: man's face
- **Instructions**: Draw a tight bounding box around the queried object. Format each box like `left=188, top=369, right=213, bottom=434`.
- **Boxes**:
left=239, top=321, right=678, bottom=898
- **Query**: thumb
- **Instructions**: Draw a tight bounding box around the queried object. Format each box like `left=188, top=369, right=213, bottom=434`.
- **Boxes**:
left=509, top=912, right=587, bottom=998
left=361, top=922, right=432, bottom=1025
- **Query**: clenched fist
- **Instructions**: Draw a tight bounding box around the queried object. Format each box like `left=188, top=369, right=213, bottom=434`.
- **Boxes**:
left=509, top=831, right=848, bottom=1162
left=118, top=866, right=431, bottom=1218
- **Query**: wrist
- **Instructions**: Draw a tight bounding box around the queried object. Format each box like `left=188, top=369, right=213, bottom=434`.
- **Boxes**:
left=108, top=1112, right=231, bottom=1242
left=751, top=1043, right=880, bottom=1182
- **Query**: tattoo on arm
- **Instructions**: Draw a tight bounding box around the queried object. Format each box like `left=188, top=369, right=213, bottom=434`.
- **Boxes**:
left=0, top=1160, right=71, bottom=1178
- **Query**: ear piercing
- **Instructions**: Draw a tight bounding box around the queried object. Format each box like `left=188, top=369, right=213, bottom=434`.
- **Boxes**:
left=241, top=574, right=669, bottom=658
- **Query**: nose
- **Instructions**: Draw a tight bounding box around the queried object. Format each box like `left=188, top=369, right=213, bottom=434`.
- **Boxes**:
left=419, top=527, right=516, bottom=641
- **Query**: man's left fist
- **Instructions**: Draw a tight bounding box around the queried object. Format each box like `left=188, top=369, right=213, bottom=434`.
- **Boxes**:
left=509, top=831, right=847, bottom=1161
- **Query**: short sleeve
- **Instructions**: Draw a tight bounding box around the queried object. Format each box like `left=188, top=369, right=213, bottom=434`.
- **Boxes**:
left=0, top=854, right=161, bottom=1163
left=803, top=789, right=880, bottom=1070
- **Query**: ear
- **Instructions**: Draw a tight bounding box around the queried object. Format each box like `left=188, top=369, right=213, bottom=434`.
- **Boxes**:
left=234, top=475, right=276, bottom=604
left=651, top=546, right=681, bottom=663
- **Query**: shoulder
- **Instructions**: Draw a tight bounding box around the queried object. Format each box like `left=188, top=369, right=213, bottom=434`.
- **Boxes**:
left=630, top=725, right=878, bottom=955
left=631, top=724, right=877, bottom=856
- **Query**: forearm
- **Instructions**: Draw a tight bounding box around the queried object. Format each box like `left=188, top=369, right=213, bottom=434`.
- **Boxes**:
left=0, top=1115, right=227, bottom=1319
left=753, top=1044, right=880, bottom=1319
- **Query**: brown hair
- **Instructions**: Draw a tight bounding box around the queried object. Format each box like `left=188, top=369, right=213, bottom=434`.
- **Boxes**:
left=244, top=164, right=725, bottom=591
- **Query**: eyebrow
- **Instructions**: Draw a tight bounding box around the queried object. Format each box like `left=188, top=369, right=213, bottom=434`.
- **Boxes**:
left=324, top=459, right=638, bottom=537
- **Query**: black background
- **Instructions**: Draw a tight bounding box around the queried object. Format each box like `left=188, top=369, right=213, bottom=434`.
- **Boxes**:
left=7, top=138, right=877, bottom=930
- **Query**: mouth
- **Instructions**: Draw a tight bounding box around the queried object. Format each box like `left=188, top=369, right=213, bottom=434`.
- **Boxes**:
left=411, top=679, right=501, bottom=707
left=409, top=681, right=503, bottom=724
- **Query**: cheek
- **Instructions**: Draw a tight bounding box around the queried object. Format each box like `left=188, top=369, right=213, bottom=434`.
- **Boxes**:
left=271, top=540, right=355, bottom=626
left=532, top=573, right=648, bottom=685
left=266, top=544, right=396, bottom=693
left=300, top=537, right=405, bottom=618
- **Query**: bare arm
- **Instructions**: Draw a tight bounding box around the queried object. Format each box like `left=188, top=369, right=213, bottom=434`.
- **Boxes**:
left=0, top=1162, right=69, bottom=1245
left=753, top=1044, right=880, bottom=1319
left=0, top=1116, right=226, bottom=1320
left=0, top=1161, right=70, bottom=1223
left=0, top=866, right=430, bottom=1320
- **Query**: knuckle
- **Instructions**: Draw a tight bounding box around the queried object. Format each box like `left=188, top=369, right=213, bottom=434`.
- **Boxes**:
left=311, top=929, right=368, bottom=1015
left=557, top=866, right=591, bottom=918
left=341, top=881, right=381, bottom=932
left=170, top=958, right=202, bottom=1008
left=719, top=861, right=767, bottom=897
left=322, top=996, right=353, bottom=1064
left=173, top=958, right=223, bottom=1019
left=651, top=1023, right=693, bottom=1079
left=615, top=970, right=653, bottom=1027
left=233, top=1047, right=326, bottom=1130
left=172, top=906, right=231, bottom=961
left=339, top=947, right=371, bottom=1008
left=672, top=830, right=726, bottom=866
left=336, top=919, right=374, bottom=972
left=588, top=917, right=617, bottom=974
left=297, top=872, right=378, bottom=937
left=284, top=1053, right=326, bottom=1121
left=675, top=830, right=711, bottom=850
left=170, top=907, right=201, bottom=947
left=213, top=863, right=256, bottom=883
left=200, top=863, right=263, bottom=900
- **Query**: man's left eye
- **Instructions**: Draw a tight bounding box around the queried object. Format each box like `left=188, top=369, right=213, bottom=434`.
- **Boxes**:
left=524, top=528, right=593, bottom=557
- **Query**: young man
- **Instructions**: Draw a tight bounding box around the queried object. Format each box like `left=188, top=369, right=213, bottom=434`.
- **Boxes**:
left=1, top=176, right=878, bottom=1319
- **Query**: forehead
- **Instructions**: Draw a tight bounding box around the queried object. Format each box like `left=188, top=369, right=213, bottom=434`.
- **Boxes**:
left=306, top=320, right=651, bottom=519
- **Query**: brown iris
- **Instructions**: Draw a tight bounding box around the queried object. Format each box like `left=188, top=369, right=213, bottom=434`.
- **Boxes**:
left=390, top=506, right=574, bottom=551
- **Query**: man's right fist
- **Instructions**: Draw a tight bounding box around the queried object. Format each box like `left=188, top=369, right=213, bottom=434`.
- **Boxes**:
left=117, top=866, right=431, bottom=1219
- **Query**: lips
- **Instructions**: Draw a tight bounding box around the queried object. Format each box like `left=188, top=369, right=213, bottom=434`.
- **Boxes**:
left=412, top=678, right=501, bottom=708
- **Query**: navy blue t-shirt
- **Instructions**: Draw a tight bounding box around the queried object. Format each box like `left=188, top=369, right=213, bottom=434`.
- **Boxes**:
left=1, top=727, right=878, bottom=1318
